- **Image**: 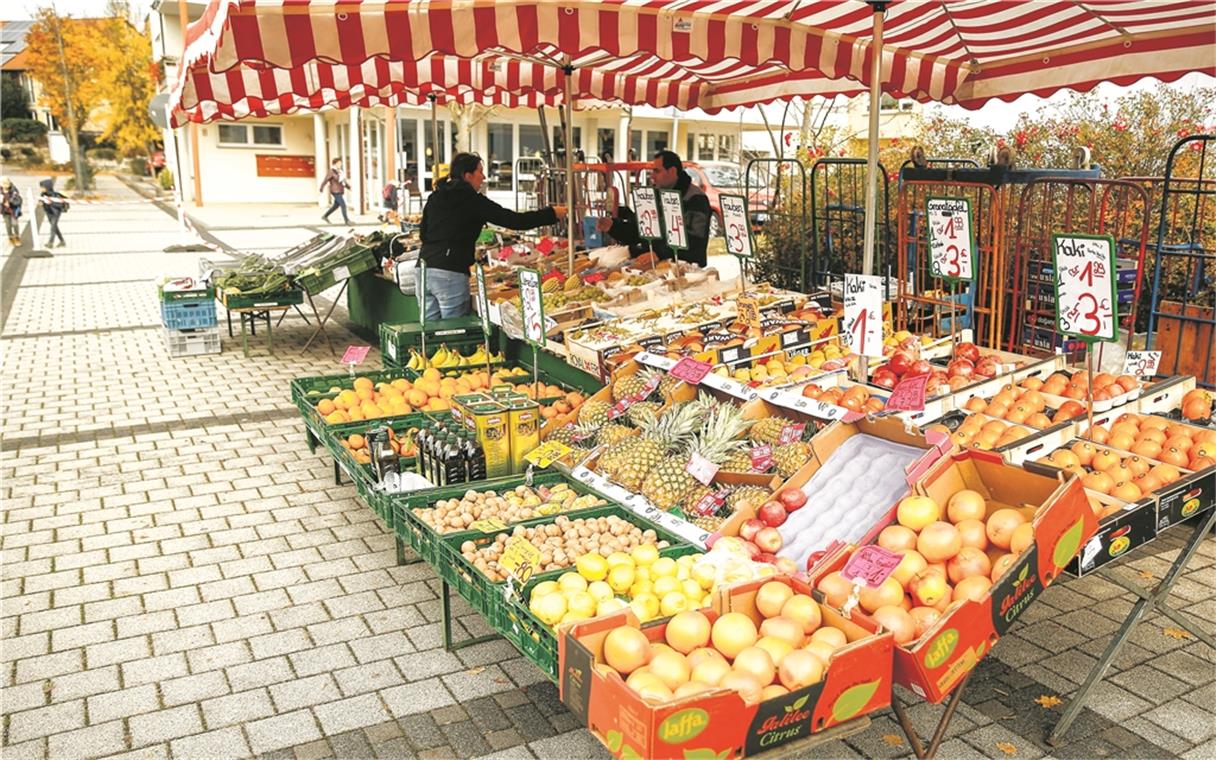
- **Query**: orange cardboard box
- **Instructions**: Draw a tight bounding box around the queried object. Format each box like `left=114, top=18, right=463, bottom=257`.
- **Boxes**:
left=808, top=449, right=1096, bottom=703
left=558, top=575, right=894, bottom=759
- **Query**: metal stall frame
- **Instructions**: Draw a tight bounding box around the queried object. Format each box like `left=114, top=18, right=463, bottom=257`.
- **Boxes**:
left=1144, top=134, right=1216, bottom=387
left=1006, top=177, right=1151, bottom=359
left=810, top=157, right=893, bottom=296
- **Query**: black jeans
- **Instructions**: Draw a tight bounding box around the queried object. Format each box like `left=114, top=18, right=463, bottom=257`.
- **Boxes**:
left=46, top=212, right=65, bottom=245
left=323, top=193, right=350, bottom=223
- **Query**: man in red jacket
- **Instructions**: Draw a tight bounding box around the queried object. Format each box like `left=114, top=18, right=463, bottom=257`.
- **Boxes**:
left=320, top=159, right=351, bottom=225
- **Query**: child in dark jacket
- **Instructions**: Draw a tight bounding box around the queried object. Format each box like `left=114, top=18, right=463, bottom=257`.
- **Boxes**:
left=39, top=178, right=69, bottom=248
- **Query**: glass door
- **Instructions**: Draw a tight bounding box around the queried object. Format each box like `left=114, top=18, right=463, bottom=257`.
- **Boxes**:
left=362, top=116, right=384, bottom=211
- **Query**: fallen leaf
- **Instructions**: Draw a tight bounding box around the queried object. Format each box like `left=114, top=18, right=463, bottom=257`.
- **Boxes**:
left=1139, top=571, right=1154, bottom=580
left=881, top=734, right=904, bottom=747
left=466, top=666, right=486, bottom=675
left=996, top=741, right=1018, bottom=755
left=1034, top=695, right=1062, bottom=709
left=1163, top=627, right=1192, bottom=640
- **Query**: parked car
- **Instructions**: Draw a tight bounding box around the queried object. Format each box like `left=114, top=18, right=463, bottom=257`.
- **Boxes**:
left=685, top=161, right=773, bottom=236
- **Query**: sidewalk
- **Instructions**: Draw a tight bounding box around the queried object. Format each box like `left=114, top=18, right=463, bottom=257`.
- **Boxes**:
left=1, top=173, right=1213, bottom=760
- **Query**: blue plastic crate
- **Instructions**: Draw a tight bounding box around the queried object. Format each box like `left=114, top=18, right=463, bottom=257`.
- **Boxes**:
left=161, top=300, right=217, bottom=330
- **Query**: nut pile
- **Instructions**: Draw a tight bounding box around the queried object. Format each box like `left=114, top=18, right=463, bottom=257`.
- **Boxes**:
left=460, top=515, right=670, bottom=581
left=415, top=484, right=605, bottom=533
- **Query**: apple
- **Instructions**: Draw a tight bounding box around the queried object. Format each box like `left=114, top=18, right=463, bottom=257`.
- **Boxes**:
left=739, top=519, right=765, bottom=542
left=906, top=360, right=933, bottom=377
left=955, top=342, right=981, bottom=363
left=778, top=489, right=807, bottom=512
left=872, top=369, right=898, bottom=389
left=756, top=552, right=778, bottom=564
left=888, top=351, right=913, bottom=377
left=758, top=501, right=788, bottom=527
left=754, top=527, right=784, bottom=553
left=742, top=541, right=762, bottom=560
left=774, top=557, right=799, bottom=575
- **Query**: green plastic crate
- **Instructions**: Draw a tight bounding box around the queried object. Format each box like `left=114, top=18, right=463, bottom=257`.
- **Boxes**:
left=291, top=368, right=415, bottom=444
left=294, top=245, right=379, bottom=295
left=158, top=280, right=214, bottom=302
left=379, top=317, right=488, bottom=366
left=219, top=285, right=305, bottom=310
left=385, top=337, right=506, bottom=374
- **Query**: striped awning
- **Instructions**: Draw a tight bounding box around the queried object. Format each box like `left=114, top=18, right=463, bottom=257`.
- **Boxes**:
left=170, top=0, right=1216, bottom=125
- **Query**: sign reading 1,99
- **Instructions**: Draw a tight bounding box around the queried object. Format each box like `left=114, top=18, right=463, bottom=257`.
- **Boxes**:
left=633, top=188, right=661, bottom=240
left=927, top=197, right=975, bottom=282
left=658, top=189, right=687, bottom=251
left=1052, top=233, right=1118, bottom=342
left=719, top=193, right=753, bottom=258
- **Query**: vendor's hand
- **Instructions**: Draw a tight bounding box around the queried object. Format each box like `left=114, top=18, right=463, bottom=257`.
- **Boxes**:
left=595, top=216, right=614, bottom=232
left=552, top=204, right=568, bottom=219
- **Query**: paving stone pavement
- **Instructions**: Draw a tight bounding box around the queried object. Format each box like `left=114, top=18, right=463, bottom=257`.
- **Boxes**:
left=2, top=173, right=1214, bottom=759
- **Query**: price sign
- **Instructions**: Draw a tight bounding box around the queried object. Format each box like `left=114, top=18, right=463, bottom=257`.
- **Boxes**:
left=658, top=189, right=687, bottom=251
left=927, top=197, right=976, bottom=282
left=842, top=274, right=884, bottom=358
left=535, top=237, right=556, bottom=255
left=750, top=444, right=774, bottom=472
left=634, top=188, right=662, bottom=241
left=841, top=545, right=903, bottom=588
left=473, top=264, right=491, bottom=336
left=778, top=423, right=806, bottom=446
left=885, top=374, right=929, bottom=412
left=469, top=518, right=508, bottom=533
left=692, top=490, right=726, bottom=517
left=1053, top=234, right=1118, bottom=342
left=417, top=260, right=428, bottom=328
left=685, top=452, right=719, bottom=487
left=1122, top=350, right=1161, bottom=378
left=341, top=345, right=370, bottom=365
left=517, top=267, right=546, bottom=347
left=524, top=440, right=573, bottom=468
left=669, top=357, right=713, bottom=385
left=719, top=193, right=753, bottom=258
left=736, top=296, right=762, bottom=329
left=499, top=536, right=542, bottom=584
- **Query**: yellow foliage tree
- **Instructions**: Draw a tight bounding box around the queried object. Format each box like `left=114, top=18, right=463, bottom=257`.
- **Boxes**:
left=93, top=4, right=160, bottom=156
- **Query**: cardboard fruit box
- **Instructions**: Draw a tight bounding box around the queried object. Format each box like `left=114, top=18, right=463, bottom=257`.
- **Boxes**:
left=810, top=450, right=1096, bottom=703
left=558, top=575, right=894, bottom=760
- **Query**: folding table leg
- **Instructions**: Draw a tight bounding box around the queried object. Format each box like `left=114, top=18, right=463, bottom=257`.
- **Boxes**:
left=1048, top=509, right=1216, bottom=746
left=892, top=671, right=975, bottom=760
left=302, top=285, right=344, bottom=355
left=440, top=580, right=500, bottom=652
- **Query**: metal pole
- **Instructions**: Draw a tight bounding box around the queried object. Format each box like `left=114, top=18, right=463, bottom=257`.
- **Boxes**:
left=177, top=0, right=203, bottom=206
left=563, top=64, right=576, bottom=273
left=860, top=3, right=886, bottom=277
left=429, top=94, right=440, bottom=187
left=165, top=103, right=188, bottom=242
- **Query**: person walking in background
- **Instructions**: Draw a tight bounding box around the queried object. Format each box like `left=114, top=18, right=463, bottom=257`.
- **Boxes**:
left=2, top=178, right=22, bottom=244
left=39, top=178, right=68, bottom=248
left=320, top=158, right=351, bottom=225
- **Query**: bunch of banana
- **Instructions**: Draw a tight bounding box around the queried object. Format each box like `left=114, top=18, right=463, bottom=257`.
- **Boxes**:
left=406, top=344, right=505, bottom=370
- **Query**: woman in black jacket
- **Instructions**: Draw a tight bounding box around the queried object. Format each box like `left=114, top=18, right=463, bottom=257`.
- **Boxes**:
left=417, top=153, right=566, bottom=319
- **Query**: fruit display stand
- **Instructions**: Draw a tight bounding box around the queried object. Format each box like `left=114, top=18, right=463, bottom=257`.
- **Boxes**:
left=557, top=575, right=894, bottom=759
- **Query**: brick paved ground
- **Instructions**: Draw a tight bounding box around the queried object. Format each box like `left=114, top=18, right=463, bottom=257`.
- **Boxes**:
left=1, top=173, right=1213, bottom=759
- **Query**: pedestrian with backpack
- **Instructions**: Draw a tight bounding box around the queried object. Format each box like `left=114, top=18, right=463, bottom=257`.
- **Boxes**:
left=39, top=178, right=68, bottom=248
left=1, top=178, right=22, bottom=245
left=320, top=159, right=351, bottom=225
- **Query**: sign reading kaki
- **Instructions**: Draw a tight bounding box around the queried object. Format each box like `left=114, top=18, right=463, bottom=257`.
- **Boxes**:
left=719, top=193, right=754, bottom=258
left=842, top=274, right=883, bottom=358
left=1122, top=350, right=1161, bottom=378
left=633, top=188, right=661, bottom=240
left=927, top=197, right=976, bottom=282
left=1053, top=234, right=1118, bottom=342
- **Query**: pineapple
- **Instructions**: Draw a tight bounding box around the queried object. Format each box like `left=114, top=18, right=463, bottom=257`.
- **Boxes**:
left=719, top=449, right=758, bottom=474
left=626, top=401, right=662, bottom=427
left=547, top=421, right=597, bottom=447
left=726, top=485, right=770, bottom=513
left=596, top=423, right=636, bottom=447
left=611, top=367, right=661, bottom=403
left=615, top=400, right=703, bottom=492
left=577, top=399, right=611, bottom=427
left=596, top=439, right=635, bottom=477
left=750, top=416, right=793, bottom=445
left=658, top=373, right=683, bottom=402
left=689, top=513, right=725, bottom=532
left=641, top=403, right=751, bottom=510
left=774, top=442, right=810, bottom=477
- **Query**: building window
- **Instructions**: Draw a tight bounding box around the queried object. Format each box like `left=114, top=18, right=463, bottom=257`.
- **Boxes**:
left=717, top=134, right=736, bottom=162
left=646, top=131, right=669, bottom=158
left=597, top=128, right=615, bottom=161
left=551, top=126, right=582, bottom=158
left=217, top=123, right=283, bottom=147
left=486, top=122, right=514, bottom=190
left=519, top=125, right=545, bottom=159
left=879, top=94, right=914, bottom=112
left=697, top=133, right=716, bottom=161
left=630, top=129, right=642, bottom=160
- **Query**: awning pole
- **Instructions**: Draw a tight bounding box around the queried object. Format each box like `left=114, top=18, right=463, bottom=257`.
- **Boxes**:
left=861, top=2, right=886, bottom=277
left=429, top=93, right=439, bottom=184
left=564, top=63, right=576, bottom=273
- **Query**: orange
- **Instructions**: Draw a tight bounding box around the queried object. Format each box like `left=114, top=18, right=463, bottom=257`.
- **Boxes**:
left=422, top=368, right=442, bottom=383
left=407, top=389, right=428, bottom=407
left=316, top=399, right=336, bottom=416
left=353, top=377, right=374, bottom=392
left=324, top=410, right=349, bottom=424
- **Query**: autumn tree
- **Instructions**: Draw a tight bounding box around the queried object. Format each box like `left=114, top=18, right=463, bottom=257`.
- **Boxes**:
left=93, top=2, right=160, bottom=157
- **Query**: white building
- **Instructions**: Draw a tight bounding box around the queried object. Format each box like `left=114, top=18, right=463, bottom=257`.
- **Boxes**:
left=151, top=1, right=772, bottom=213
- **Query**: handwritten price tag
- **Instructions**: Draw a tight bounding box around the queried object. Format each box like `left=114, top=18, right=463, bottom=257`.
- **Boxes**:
left=633, top=188, right=661, bottom=240
left=469, top=518, right=508, bottom=533
left=720, top=194, right=753, bottom=258
left=669, top=357, right=713, bottom=385
left=535, top=237, right=556, bottom=255
left=1122, top=350, right=1161, bottom=378
left=658, top=189, right=687, bottom=251
left=499, top=537, right=541, bottom=584
left=841, top=545, right=903, bottom=588
left=1053, top=234, right=1118, bottom=342
left=927, top=197, right=976, bottom=282
left=341, top=345, right=371, bottom=365
left=843, top=274, right=884, bottom=358
left=885, top=374, right=929, bottom=412
left=473, top=265, right=491, bottom=336
left=524, top=440, right=572, bottom=468
left=517, top=268, right=547, bottom=347
left=685, top=453, right=720, bottom=487
left=736, top=296, right=762, bottom=329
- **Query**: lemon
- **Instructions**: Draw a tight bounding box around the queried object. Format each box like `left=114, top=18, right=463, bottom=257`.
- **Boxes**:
left=576, top=554, right=609, bottom=582
left=566, top=591, right=597, bottom=618
left=631, top=544, right=660, bottom=567
left=676, top=554, right=697, bottom=568
left=560, top=610, right=590, bottom=625
left=608, top=565, right=636, bottom=594
left=628, top=580, right=652, bottom=599
left=650, top=557, right=678, bottom=578
left=681, top=579, right=703, bottom=599
left=605, top=552, right=634, bottom=569
left=558, top=572, right=588, bottom=593
left=532, top=580, right=560, bottom=598
left=587, top=581, right=614, bottom=602
left=692, top=563, right=717, bottom=590
left=533, top=593, right=567, bottom=625
left=631, top=593, right=660, bottom=622
left=634, top=566, right=651, bottom=582
left=653, top=576, right=681, bottom=597
left=660, top=592, right=690, bottom=617
left=676, top=565, right=691, bottom=582
left=596, top=598, right=629, bottom=616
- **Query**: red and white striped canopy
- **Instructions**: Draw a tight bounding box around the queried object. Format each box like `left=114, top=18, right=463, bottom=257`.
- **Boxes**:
left=170, top=0, right=1216, bottom=126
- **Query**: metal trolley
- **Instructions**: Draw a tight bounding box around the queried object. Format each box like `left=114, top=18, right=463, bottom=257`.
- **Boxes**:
left=809, top=157, right=893, bottom=294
